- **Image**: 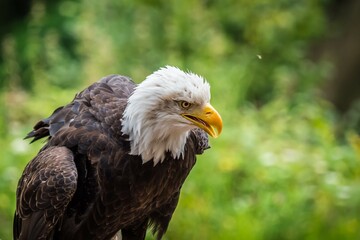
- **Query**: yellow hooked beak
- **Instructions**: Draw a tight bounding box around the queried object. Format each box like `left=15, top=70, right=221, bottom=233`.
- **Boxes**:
left=182, top=104, right=222, bottom=138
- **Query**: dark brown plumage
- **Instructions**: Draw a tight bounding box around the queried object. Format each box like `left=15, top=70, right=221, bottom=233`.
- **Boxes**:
left=13, top=73, right=213, bottom=240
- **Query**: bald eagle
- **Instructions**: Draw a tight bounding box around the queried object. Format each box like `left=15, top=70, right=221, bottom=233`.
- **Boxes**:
left=13, top=66, right=222, bottom=240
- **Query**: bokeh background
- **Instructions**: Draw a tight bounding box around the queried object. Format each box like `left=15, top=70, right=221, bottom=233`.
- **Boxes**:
left=1, top=0, right=360, bottom=239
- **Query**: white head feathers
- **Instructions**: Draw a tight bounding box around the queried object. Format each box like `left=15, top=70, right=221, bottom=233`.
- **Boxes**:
left=121, top=66, right=211, bottom=165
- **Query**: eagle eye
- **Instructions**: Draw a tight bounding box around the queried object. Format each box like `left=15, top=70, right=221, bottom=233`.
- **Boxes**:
left=179, top=101, right=192, bottom=109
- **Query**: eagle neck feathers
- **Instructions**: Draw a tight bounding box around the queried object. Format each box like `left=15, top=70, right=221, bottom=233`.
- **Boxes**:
left=121, top=72, right=190, bottom=165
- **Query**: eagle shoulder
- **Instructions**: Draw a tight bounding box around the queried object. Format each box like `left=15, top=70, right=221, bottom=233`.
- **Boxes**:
left=25, top=75, right=136, bottom=144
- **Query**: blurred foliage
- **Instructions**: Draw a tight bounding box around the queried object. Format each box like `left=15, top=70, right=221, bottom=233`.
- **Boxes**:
left=1, top=0, right=360, bottom=239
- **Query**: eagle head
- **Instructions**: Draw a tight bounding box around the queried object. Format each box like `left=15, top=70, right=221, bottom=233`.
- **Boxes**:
left=121, top=66, right=222, bottom=165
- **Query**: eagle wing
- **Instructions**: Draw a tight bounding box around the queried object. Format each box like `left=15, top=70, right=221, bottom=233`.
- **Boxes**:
left=14, top=146, right=77, bottom=240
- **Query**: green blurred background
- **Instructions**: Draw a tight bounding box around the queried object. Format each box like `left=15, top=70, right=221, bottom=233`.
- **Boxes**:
left=1, top=0, right=360, bottom=239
